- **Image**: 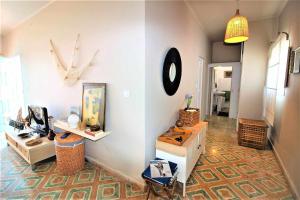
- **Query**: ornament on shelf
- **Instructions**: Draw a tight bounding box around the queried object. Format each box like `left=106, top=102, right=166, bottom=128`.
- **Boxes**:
left=49, top=34, right=99, bottom=85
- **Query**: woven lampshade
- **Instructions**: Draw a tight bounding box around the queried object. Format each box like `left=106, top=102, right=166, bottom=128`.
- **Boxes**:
left=225, top=9, right=249, bottom=43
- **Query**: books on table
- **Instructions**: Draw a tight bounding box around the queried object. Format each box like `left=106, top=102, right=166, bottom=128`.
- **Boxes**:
left=150, top=160, right=172, bottom=178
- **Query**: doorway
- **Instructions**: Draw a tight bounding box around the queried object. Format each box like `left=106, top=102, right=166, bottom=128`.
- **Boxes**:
left=208, top=62, right=241, bottom=119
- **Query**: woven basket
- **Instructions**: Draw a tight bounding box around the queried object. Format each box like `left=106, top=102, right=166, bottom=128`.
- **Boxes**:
left=238, top=118, right=268, bottom=150
left=179, top=109, right=200, bottom=127
left=55, top=133, right=85, bottom=175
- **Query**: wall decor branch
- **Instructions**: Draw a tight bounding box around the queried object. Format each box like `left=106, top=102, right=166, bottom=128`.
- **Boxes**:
left=49, top=34, right=99, bottom=85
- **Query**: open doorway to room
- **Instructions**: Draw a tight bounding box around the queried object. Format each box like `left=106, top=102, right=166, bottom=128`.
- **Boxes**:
left=211, top=66, right=232, bottom=117
left=208, top=62, right=241, bottom=119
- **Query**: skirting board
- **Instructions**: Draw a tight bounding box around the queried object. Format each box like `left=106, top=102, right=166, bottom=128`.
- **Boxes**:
left=85, top=155, right=146, bottom=189
left=269, top=140, right=299, bottom=199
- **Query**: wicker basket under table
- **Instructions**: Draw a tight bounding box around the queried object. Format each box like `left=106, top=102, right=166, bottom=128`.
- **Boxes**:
left=55, top=133, right=85, bottom=175
left=238, top=118, right=268, bottom=150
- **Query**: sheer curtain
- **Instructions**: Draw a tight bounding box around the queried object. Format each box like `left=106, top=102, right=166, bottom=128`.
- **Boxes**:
left=0, top=56, right=25, bottom=132
left=263, top=34, right=289, bottom=125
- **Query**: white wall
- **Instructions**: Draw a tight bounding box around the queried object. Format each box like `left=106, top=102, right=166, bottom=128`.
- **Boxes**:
left=271, top=1, right=300, bottom=197
left=238, top=19, right=277, bottom=119
left=145, top=1, right=211, bottom=164
left=2, top=1, right=146, bottom=184
left=212, top=41, right=241, bottom=63
left=214, top=67, right=232, bottom=91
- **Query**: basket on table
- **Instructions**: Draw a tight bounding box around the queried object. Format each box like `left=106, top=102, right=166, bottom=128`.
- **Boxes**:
left=179, top=108, right=200, bottom=127
left=54, top=133, right=85, bottom=175
left=238, top=118, right=268, bottom=150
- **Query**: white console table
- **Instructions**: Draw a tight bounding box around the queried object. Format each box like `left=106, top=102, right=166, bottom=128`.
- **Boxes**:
left=156, top=121, right=207, bottom=196
left=5, top=128, right=55, bottom=168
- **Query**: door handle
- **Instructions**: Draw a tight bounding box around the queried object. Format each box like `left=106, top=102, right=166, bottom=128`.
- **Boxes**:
left=197, top=144, right=201, bottom=149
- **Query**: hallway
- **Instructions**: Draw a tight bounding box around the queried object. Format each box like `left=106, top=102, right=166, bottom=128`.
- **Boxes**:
left=0, top=116, right=294, bottom=199
left=184, top=116, right=294, bottom=199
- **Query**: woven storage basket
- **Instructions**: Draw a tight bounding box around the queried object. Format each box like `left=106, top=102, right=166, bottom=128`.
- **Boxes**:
left=179, top=109, right=200, bottom=127
left=55, top=133, right=85, bottom=175
left=238, top=118, right=268, bottom=150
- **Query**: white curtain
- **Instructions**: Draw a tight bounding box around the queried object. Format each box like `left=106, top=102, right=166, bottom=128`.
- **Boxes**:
left=263, top=34, right=289, bottom=125
left=0, top=56, right=24, bottom=131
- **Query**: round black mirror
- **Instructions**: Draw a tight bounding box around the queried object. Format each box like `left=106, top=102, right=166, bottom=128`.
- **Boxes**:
left=163, top=48, right=182, bottom=96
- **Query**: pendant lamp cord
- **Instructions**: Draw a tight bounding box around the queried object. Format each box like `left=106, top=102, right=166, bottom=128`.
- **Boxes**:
left=236, top=0, right=240, bottom=15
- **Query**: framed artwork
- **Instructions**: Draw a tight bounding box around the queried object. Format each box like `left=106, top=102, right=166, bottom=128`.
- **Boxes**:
left=285, top=47, right=292, bottom=87
left=82, top=83, right=106, bottom=131
left=224, top=71, right=232, bottom=78
left=288, top=49, right=295, bottom=74
left=293, top=47, right=300, bottom=73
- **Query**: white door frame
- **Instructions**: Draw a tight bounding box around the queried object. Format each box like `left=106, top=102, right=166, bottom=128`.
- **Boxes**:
left=196, top=57, right=205, bottom=121
left=207, top=62, right=241, bottom=119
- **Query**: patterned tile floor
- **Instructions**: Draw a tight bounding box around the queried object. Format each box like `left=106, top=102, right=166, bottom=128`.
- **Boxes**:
left=0, top=116, right=295, bottom=199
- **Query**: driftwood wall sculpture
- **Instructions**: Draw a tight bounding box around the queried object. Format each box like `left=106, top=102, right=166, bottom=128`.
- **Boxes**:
left=50, top=34, right=99, bottom=85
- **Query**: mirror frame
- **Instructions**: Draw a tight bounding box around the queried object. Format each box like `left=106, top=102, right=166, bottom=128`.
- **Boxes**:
left=162, top=48, right=182, bottom=96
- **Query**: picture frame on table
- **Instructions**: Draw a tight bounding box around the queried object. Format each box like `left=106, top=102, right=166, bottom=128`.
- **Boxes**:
left=82, top=83, right=106, bottom=131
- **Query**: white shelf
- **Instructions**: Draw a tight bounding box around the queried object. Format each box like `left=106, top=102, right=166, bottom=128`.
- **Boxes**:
left=54, top=120, right=110, bottom=141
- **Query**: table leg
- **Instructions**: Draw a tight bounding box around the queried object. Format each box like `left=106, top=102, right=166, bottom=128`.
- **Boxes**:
left=146, top=186, right=150, bottom=200
left=183, top=182, right=186, bottom=197
left=164, top=187, right=173, bottom=199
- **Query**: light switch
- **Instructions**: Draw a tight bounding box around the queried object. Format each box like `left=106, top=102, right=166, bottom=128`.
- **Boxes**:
left=123, top=90, right=130, bottom=98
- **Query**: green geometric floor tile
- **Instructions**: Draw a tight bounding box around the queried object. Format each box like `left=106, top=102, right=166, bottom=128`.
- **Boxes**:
left=236, top=163, right=257, bottom=175
left=36, top=190, right=62, bottom=200
left=73, top=169, right=96, bottom=184
left=187, top=188, right=212, bottom=200
left=216, top=166, right=240, bottom=179
left=204, top=155, right=222, bottom=164
left=280, top=195, right=295, bottom=200
left=66, top=186, right=92, bottom=200
left=15, top=175, right=44, bottom=191
left=125, top=183, right=145, bottom=197
left=44, top=174, right=68, bottom=188
left=221, top=153, right=239, bottom=162
left=0, top=179, right=16, bottom=192
left=196, top=169, right=220, bottom=183
left=211, top=185, right=240, bottom=200
left=97, top=182, right=120, bottom=200
left=186, top=174, right=199, bottom=186
left=256, top=177, right=285, bottom=193
left=7, top=195, right=31, bottom=200
left=235, top=180, right=264, bottom=198
left=6, top=165, right=28, bottom=175
left=99, top=169, right=114, bottom=181
left=32, top=162, right=53, bottom=173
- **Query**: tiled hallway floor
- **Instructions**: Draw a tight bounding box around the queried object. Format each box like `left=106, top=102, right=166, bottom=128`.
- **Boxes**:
left=0, top=116, right=295, bottom=199
left=184, top=116, right=294, bottom=200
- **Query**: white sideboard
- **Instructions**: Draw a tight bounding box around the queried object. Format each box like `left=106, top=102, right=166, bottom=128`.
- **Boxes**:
left=156, top=121, right=207, bottom=196
left=5, top=128, right=55, bottom=169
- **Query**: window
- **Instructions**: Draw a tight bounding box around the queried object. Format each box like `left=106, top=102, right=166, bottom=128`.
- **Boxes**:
left=263, top=35, right=289, bottom=125
left=0, top=56, right=24, bottom=132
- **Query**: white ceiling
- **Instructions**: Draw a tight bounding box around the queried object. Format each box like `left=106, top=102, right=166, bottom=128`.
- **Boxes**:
left=187, top=0, right=288, bottom=42
left=1, top=0, right=288, bottom=40
left=1, top=0, right=52, bottom=35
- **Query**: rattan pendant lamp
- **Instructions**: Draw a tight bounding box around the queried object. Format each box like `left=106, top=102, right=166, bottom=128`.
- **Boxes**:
left=224, top=0, right=249, bottom=43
